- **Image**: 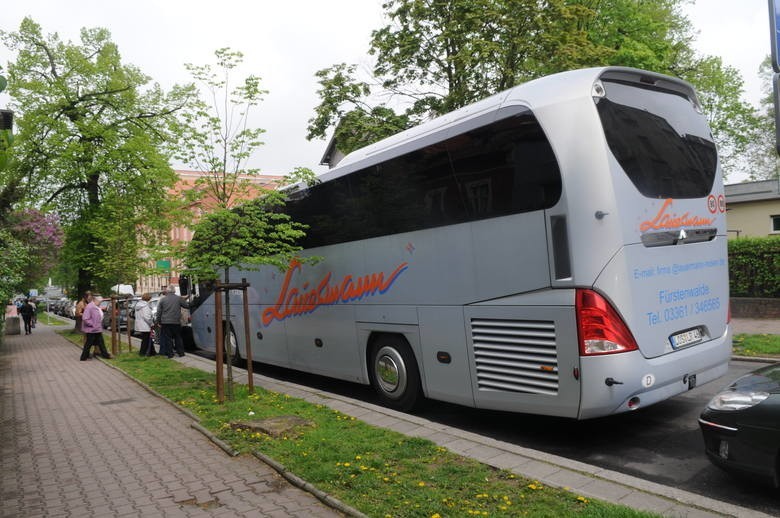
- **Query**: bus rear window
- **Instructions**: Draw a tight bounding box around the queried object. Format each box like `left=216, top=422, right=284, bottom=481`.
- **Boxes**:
left=595, top=80, right=716, bottom=199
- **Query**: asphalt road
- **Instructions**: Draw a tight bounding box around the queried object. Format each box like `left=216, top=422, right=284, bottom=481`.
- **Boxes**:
left=415, top=360, right=780, bottom=516
left=200, top=352, right=779, bottom=515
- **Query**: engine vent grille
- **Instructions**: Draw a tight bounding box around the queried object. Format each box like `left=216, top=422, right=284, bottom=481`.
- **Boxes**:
left=470, top=319, right=558, bottom=395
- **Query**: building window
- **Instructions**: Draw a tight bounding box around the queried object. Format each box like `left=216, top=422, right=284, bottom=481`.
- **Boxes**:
left=772, top=215, right=780, bottom=233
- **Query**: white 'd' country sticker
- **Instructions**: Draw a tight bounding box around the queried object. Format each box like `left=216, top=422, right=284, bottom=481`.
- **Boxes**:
left=642, top=374, right=656, bottom=388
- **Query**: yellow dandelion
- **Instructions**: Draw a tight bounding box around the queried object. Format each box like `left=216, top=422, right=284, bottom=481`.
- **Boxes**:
left=418, top=481, right=426, bottom=487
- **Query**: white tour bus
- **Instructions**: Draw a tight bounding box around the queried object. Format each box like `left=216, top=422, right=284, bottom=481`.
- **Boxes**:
left=185, top=66, right=731, bottom=419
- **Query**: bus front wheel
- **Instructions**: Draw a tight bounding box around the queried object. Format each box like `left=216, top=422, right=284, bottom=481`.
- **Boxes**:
left=369, top=335, right=421, bottom=412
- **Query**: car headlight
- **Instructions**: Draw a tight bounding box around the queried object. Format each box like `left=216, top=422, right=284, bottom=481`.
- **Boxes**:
left=707, top=389, right=769, bottom=411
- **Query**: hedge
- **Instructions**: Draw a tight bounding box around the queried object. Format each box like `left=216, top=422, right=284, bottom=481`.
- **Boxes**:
left=728, top=237, right=780, bottom=298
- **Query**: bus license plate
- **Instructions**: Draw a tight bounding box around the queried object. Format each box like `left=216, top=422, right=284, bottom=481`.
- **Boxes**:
left=670, top=328, right=702, bottom=349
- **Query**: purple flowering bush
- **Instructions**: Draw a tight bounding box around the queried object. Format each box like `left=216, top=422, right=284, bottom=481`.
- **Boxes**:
left=8, top=208, right=64, bottom=281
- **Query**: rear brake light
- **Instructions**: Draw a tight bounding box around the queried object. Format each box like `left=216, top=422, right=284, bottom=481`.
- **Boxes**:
left=576, top=289, right=638, bottom=356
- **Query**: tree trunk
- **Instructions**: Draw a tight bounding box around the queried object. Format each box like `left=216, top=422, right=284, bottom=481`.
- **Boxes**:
left=223, top=267, right=235, bottom=400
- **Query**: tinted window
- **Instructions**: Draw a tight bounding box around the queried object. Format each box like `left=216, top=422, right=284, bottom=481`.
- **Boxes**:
left=596, top=80, right=716, bottom=198
left=292, top=112, right=561, bottom=249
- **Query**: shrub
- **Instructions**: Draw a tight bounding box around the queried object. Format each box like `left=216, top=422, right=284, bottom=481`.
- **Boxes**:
left=728, top=237, right=780, bottom=298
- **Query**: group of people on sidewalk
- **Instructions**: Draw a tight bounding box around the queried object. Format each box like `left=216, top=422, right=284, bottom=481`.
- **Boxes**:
left=77, top=286, right=188, bottom=362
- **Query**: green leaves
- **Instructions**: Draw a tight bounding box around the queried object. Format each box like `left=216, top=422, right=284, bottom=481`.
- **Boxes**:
left=182, top=195, right=308, bottom=280
left=181, top=166, right=317, bottom=281
left=176, top=47, right=268, bottom=210
left=308, top=0, right=758, bottom=177
left=728, top=237, right=780, bottom=298
left=0, top=228, right=30, bottom=302
left=1, top=17, right=190, bottom=294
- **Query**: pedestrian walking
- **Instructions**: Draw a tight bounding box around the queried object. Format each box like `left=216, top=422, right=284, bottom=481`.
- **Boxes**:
left=74, top=291, right=90, bottom=334
left=30, top=299, right=37, bottom=328
left=80, top=294, right=111, bottom=361
left=19, top=299, right=34, bottom=335
left=154, top=286, right=188, bottom=358
left=134, top=293, right=156, bottom=356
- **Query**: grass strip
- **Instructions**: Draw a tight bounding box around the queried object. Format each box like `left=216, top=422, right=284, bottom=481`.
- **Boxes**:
left=59, top=328, right=659, bottom=517
left=732, top=333, right=780, bottom=358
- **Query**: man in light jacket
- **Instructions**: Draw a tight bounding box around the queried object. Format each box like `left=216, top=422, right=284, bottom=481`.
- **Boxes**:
left=80, top=294, right=111, bottom=361
left=134, top=293, right=156, bottom=356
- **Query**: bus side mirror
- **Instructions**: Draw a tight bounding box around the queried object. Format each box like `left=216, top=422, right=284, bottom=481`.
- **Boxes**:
left=179, top=276, right=190, bottom=297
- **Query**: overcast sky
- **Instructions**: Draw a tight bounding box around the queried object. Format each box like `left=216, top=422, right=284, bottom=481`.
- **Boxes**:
left=0, top=0, right=773, bottom=180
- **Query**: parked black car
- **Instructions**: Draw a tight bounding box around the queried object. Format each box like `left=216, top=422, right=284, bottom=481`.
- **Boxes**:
left=699, top=363, right=780, bottom=488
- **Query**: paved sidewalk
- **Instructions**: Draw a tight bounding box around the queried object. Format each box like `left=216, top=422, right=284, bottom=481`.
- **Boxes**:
left=3, top=318, right=777, bottom=517
left=730, top=317, right=780, bottom=336
left=0, top=323, right=341, bottom=518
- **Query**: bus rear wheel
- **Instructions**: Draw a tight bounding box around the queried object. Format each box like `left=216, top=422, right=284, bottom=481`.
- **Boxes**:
left=369, top=335, right=421, bottom=412
left=223, top=326, right=241, bottom=367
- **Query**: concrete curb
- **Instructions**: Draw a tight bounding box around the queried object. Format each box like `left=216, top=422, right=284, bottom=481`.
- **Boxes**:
left=252, top=451, right=368, bottom=518
left=731, top=355, right=780, bottom=363
left=191, top=422, right=240, bottom=457
left=179, top=352, right=777, bottom=518
left=60, top=333, right=364, bottom=518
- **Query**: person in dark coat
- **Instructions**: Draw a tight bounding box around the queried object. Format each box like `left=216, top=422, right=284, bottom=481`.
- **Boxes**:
left=19, top=299, right=34, bottom=335
left=154, top=286, right=188, bottom=358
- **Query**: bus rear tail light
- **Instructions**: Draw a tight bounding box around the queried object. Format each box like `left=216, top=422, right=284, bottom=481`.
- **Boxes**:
left=576, top=289, right=639, bottom=356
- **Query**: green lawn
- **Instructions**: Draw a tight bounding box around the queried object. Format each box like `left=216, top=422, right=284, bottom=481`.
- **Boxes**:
left=732, top=333, right=780, bottom=357
left=58, top=328, right=658, bottom=518
left=39, top=312, right=70, bottom=326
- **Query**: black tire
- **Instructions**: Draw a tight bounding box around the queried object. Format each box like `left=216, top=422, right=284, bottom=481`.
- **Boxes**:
left=224, top=326, right=241, bottom=367
left=369, top=334, right=421, bottom=412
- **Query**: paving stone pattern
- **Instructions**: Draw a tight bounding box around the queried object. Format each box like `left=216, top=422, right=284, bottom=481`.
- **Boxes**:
left=0, top=325, right=342, bottom=518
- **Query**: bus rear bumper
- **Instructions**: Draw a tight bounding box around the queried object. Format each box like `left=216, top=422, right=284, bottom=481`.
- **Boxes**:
left=577, top=325, right=732, bottom=419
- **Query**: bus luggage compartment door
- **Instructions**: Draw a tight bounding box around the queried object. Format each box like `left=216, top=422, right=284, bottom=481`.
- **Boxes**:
left=464, top=305, right=579, bottom=418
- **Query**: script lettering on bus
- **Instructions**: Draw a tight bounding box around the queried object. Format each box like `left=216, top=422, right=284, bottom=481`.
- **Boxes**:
left=639, top=198, right=715, bottom=233
left=261, top=259, right=409, bottom=326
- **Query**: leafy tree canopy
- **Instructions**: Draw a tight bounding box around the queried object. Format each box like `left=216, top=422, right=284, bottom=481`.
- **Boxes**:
left=182, top=167, right=317, bottom=281
left=0, top=228, right=28, bottom=303
left=738, top=56, right=779, bottom=181
left=0, top=18, right=193, bottom=295
left=307, top=0, right=758, bottom=178
left=175, top=47, right=268, bottom=210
